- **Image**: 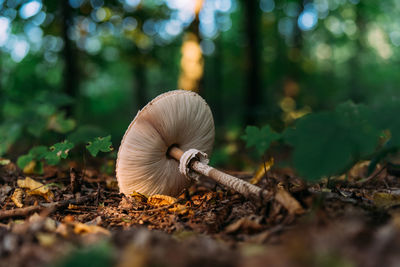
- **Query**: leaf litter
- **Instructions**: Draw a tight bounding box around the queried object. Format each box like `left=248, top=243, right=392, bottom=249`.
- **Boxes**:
left=1, top=158, right=400, bottom=266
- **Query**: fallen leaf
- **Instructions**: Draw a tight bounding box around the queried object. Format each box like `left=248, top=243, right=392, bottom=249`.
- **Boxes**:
left=22, top=160, right=36, bottom=174
left=169, top=204, right=190, bottom=215
left=63, top=215, right=75, bottom=223
left=250, top=157, right=274, bottom=184
left=11, top=188, right=24, bottom=208
left=274, top=186, right=304, bottom=215
left=148, top=195, right=177, bottom=206
left=130, top=191, right=148, bottom=203
left=68, top=204, right=80, bottom=209
left=36, top=232, right=57, bottom=247
left=225, top=216, right=263, bottom=234
left=56, top=223, right=69, bottom=237
left=373, top=192, right=400, bottom=208
left=28, top=213, right=57, bottom=232
left=73, top=223, right=110, bottom=236
left=348, top=160, right=370, bottom=179
left=0, top=158, right=10, bottom=165
left=17, top=177, right=54, bottom=201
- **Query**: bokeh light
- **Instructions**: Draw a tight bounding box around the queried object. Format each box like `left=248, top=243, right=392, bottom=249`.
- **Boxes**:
left=298, top=4, right=318, bottom=31
left=19, top=0, right=42, bottom=20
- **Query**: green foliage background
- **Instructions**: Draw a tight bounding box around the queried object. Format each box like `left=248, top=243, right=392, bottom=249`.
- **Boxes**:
left=0, top=0, right=399, bottom=179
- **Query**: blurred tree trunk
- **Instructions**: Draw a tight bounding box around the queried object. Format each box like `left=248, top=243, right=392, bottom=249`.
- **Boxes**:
left=134, top=56, right=147, bottom=108
left=61, top=0, right=78, bottom=116
left=212, top=37, right=223, bottom=125
left=349, top=2, right=365, bottom=103
left=178, top=0, right=204, bottom=92
left=242, top=0, right=262, bottom=125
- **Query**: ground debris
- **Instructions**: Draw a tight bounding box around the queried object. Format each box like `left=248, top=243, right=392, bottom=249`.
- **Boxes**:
left=1, top=161, right=400, bottom=266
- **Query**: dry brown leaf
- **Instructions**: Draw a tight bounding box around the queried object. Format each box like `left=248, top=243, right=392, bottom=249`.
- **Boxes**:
left=225, top=216, right=263, bottom=234
left=148, top=195, right=177, bottom=206
left=17, top=177, right=54, bottom=201
left=73, top=222, right=110, bottom=236
left=56, top=223, right=69, bottom=237
left=250, top=157, right=274, bottom=184
left=11, top=188, right=24, bottom=208
left=275, top=186, right=304, bottom=215
left=348, top=160, right=370, bottom=179
left=130, top=191, right=148, bottom=203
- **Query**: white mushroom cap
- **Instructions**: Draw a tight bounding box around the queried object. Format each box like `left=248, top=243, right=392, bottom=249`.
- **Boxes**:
left=116, top=90, right=215, bottom=196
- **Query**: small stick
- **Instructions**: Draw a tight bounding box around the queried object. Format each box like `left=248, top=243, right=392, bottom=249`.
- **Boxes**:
left=0, top=195, right=93, bottom=220
left=169, top=147, right=303, bottom=214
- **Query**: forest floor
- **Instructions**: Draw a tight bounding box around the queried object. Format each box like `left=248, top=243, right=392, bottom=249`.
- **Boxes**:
left=1, top=159, right=400, bottom=267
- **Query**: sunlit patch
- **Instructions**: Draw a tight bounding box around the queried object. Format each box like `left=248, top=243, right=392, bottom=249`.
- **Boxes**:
left=0, top=17, right=10, bottom=46
left=125, top=0, right=140, bottom=8
left=298, top=4, right=318, bottom=31
left=178, top=33, right=203, bottom=92
left=315, top=43, right=332, bottom=60
left=11, top=38, right=30, bottom=62
left=19, top=0, right=42, bottom=20
left=368, top=24, right=392, bottom=59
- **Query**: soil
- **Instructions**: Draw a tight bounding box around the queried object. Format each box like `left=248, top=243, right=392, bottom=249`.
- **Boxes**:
left=1, top=160, right=400, bottom=267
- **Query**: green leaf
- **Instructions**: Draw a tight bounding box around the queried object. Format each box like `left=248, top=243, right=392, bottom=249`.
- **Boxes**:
left=86, top=135, right=113, bottom=157
left=17, top=146, right=49, bottom=169
left=17, top=154, right=34, bottom=169
left=54, top=242, right=113, bottom=267
left=242, top=125, right=281, bottom=156
left=285, top=102, right=380, bottom=181
left=29, top=146, right=49, bottom=160
left=47, top=112, right=76, bottom=134
left=369, top=99, right=400, bottom=147
left=45, top=140, right=74, bottom=165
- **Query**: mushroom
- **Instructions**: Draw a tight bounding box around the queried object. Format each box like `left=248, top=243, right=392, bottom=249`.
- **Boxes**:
left=116, top=90, right=303, bottom=212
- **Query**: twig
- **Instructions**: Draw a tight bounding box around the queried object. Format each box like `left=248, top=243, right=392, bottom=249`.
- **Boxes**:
left=0, top=205, right=44, bottom=220
left=355, top=163, right=387, bottom=185
left=0, top=195, right=93, bottom=220
left=129, top=203, right=177, bottom=213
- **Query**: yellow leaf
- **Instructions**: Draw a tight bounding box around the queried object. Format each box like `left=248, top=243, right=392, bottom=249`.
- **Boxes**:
left=148, top=195, right=177, bottom=206
left=250, top=157, right=274, bottom=185
left=17, top=177, right=54, bottom=201
left=11, top=188, right=24, bottom=208
left=36, top=232, right=56, bottom=247
left=23, top=160, right=36, bottom=174
left=73, top=223, right=110, bottom=236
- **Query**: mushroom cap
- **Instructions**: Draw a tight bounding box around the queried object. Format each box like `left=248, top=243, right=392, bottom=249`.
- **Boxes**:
left=116, top=90, right=215, bottom=196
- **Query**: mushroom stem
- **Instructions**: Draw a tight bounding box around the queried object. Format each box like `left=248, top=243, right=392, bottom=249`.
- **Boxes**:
left=168, top=146, right=273, bottom=201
